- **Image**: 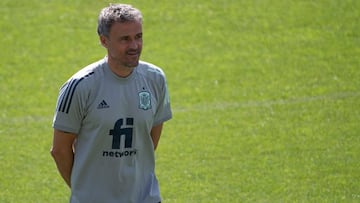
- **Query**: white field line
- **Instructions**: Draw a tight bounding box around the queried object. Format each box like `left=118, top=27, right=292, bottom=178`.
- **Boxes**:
left=2, top=91, right=359, bottom=124
left=1, top=115, right=52, bottom=125
left=173, top=91, right=360, bottom=113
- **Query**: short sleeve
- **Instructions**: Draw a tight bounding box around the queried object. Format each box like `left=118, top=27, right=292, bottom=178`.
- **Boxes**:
left=153, top=75, right=172, bottom=126
left=52, top=78, right=87, bottom=134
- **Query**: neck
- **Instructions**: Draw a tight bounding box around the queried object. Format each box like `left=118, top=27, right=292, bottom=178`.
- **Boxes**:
left=107, top=57, right=135, bottom=78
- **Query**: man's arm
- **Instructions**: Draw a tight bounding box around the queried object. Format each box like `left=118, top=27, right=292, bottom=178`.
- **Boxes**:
left=50, top=129, right=77, bottom=188
left=150, top=123, right=164, bottom=150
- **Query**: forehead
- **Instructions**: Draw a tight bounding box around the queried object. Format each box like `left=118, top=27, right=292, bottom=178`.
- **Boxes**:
left=109, top=20, right=142, bottom=37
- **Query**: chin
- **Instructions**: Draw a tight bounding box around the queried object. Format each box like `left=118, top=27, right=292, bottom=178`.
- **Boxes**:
left=127, top=60, right=140, bottom=68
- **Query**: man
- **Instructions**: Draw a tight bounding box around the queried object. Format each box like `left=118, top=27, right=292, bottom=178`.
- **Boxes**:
left=50, top=4, right=172, bottom=203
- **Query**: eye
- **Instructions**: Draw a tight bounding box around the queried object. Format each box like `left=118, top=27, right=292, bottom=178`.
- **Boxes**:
left=120, top=36, right=130, bottom=42
left=135, top=33, right=143, bottom=40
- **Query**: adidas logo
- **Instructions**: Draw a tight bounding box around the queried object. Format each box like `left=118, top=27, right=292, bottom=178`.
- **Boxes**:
left=97, top=100, right=110, bottom=109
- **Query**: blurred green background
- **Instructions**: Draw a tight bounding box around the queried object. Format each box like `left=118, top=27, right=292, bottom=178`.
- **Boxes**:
left=0, top=0, right=359, bottom=202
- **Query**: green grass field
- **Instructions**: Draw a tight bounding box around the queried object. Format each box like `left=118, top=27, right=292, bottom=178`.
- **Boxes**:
left=1, top=0, right=359, bottom=202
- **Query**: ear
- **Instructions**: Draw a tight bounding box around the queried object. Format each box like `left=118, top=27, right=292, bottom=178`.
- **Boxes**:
left=99, top=35, right=108, bottom=48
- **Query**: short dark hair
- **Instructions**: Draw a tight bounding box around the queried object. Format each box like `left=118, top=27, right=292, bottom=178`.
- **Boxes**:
left=97, top=4, right=142, bottom=36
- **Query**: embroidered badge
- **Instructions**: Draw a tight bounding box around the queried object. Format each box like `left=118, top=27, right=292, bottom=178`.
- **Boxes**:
left=138, top=91, right=151, bottom=110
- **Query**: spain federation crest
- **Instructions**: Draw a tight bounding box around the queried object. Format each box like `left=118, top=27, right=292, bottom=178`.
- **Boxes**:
left=138, top=91, right=151, bottom=110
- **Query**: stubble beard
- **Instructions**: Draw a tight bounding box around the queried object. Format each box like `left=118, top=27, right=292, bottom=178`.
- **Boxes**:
left=124, top=49, right=141, bottom=68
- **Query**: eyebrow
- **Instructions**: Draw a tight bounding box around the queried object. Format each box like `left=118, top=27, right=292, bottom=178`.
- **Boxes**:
left=119, top=32, right=142, bottom=39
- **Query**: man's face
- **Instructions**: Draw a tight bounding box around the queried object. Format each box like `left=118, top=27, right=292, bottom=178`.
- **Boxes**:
left=101, top=20, right=143, bottom=69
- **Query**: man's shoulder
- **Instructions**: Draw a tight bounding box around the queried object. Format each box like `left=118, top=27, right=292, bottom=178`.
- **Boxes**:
left=71, top=59, right=106, bottom=80
left=60, top=59, right=106, bottom=92
left=137, top=61, right=166, bottom=79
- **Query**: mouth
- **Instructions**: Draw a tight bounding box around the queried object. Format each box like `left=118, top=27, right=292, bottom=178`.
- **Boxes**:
left=126, top=50, right=140, bottom=56
left=126, top=53, right=139, bottom=61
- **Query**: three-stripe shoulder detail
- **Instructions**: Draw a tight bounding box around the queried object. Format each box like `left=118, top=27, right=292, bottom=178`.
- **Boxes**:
left=58, top=72, right=95, bottom=113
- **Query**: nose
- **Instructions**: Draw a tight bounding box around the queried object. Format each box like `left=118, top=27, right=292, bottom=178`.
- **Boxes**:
left=129, top=39, right=139, bottom=50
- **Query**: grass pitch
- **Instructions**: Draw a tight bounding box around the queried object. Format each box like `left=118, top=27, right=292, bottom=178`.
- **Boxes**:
left=0, top=0, right=359, bottom=202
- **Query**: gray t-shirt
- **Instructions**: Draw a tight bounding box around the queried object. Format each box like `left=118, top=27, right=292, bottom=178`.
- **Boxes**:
left=53, top=58, right=172, bottom=203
